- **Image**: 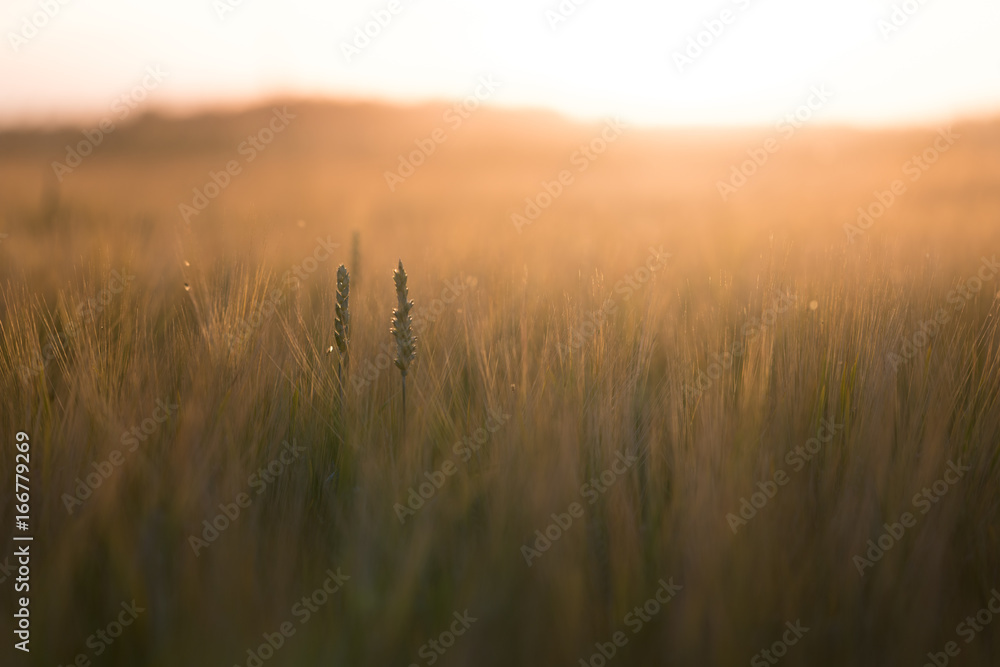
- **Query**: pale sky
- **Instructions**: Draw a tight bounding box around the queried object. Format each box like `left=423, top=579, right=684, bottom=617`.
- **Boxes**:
left=1, top=0, right=999, bottom=128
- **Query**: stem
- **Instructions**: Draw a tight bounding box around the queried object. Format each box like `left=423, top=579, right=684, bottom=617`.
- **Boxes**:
left=337, top=358, right=344, bottom=411
left=401, top=372, right=407, bottom=436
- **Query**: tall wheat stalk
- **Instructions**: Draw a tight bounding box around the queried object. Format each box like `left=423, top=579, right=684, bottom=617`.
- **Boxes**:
left=350, top=230, right=361, bottom=288
left=334, top=264, right=351, bottom=406
left=391, top=260, right=417, bottom=434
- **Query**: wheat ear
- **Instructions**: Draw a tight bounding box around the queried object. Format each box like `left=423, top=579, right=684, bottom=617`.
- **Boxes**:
left=391, top=260, right=416, bottom=428
left=334, top=264, right=351, bottom=404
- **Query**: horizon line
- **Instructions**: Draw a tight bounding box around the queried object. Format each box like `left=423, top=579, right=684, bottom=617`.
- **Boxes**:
left=1, top=93, right=997, bottom=135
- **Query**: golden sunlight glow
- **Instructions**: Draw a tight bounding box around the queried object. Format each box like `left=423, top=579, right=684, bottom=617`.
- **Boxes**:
left=1, top=0, right=999, bottom=126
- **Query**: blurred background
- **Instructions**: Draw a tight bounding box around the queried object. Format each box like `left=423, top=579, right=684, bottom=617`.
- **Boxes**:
left=2, top=0, right=1000, bottom=127
left=2, top=0, right=998, bottom=288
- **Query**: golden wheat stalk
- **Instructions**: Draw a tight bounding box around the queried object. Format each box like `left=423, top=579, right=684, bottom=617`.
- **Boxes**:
left=391, top=260, right=417, bottom=427
left=333, top=264, right=351, bottom=404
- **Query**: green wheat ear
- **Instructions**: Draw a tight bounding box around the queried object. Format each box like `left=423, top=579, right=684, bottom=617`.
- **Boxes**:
left=333, top=264, right=351, bottom=403
left=391, top=260, right=416, bottom=430
left=391, top=260, right=416, bottom=375
left=334, top=265, right=350, bottom=359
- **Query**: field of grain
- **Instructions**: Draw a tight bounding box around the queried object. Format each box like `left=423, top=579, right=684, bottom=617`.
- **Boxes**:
left=1, top=103, right=999, bottom=666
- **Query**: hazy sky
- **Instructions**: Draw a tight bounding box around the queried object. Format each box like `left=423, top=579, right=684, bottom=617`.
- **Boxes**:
left=2, top=0, right=999, bottom=128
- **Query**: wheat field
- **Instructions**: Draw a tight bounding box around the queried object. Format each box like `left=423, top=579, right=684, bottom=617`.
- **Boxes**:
left=1, top=103, right=999, bottom=666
